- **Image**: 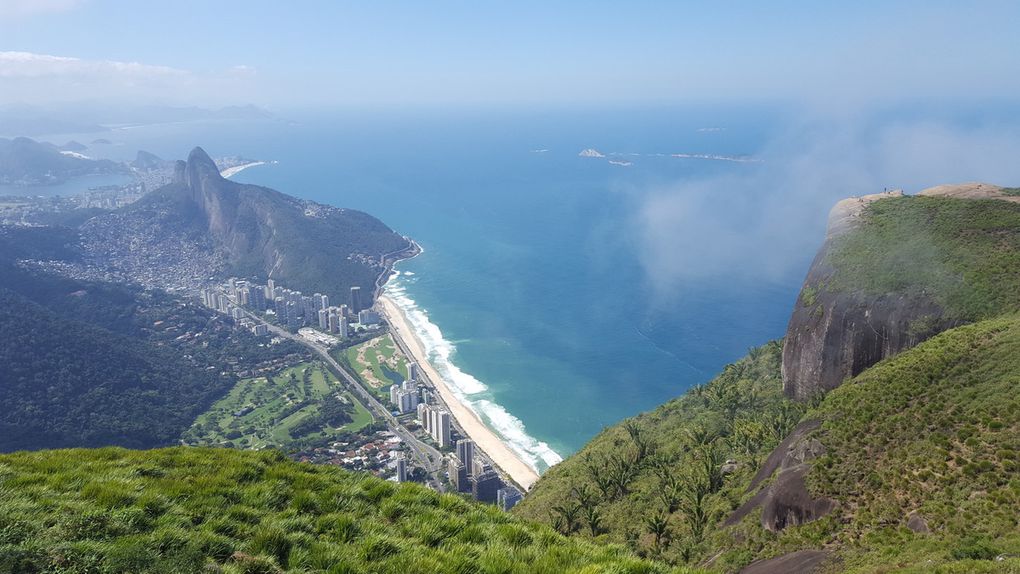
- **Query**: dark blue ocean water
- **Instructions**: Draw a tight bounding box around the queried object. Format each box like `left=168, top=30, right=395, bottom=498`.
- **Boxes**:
left=45, top=108, right=815, bottom=472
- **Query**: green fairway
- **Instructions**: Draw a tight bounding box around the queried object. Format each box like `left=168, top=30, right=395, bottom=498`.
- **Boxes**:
left=341, top=333, right=411, bottom=399
left=184, top=362, right=374, bottom=449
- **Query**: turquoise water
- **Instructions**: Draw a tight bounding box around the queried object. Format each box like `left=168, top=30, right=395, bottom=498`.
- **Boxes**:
left=46, top=109, right=815, bottom=472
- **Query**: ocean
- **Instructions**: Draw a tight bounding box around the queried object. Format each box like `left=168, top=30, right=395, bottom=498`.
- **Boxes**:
left=37, top=107, right=820, bottom=473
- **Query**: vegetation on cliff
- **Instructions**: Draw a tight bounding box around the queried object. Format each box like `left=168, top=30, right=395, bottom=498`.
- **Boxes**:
left=522, top=194, right=1020, bottom=573
left=824, top=196, right=1020, bottom=321
left=515, top=342, right=805, bottom=570
left=0, top=448, right=672, bottom=574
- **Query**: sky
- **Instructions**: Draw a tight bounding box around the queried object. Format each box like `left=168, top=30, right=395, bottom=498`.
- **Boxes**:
left=1, top=0, right=1019, bottom=110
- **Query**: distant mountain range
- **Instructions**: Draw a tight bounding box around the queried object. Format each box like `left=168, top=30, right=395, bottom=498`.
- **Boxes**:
left=0, top=136, right=127, bottom=185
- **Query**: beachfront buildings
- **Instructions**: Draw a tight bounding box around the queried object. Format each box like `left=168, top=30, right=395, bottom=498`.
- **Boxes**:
left=497, top=487, right=523, bottom=511
left=471, top=468, right=502, bottom=503
left=390, top=379, right=420, bottom=414
left=350, top=286, right=362, bottom=314
left=448, top=458, right=469, bottom=493
left=418, top=403, right=452, bottom=448
left=456, top=439, right=475, bottom=475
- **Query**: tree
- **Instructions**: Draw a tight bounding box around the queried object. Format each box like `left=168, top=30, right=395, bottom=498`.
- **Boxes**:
left=581, top=504, right=603, bottom=537
left=644, top=513, right=671, bottom=555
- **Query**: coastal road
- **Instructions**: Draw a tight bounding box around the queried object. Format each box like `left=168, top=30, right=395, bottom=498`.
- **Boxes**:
left=237, top=308, right=446, bottom=491
left=373, top=239, right=421, bottom=300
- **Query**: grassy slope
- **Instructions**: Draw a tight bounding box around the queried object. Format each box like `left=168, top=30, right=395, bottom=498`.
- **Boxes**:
left=0, top=448, right=676, bottom=574
left=808, top=315, right=1020, bottom=572
left=824, top=196, right=1020, bottom=320
left=705, top=316, right=1020, bottom=573
left=515, top=342, right=806, bottom=570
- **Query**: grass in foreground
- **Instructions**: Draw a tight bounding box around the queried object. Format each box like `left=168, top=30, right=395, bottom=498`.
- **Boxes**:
left=0, top=447, right=679, bottom=574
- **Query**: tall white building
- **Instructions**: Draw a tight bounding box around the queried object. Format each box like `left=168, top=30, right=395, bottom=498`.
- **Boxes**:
left=407, top=362, right=420, bottom=382
left=417, top=403, right=430, bottom=432
left=435, top=411, right=452, bottom=448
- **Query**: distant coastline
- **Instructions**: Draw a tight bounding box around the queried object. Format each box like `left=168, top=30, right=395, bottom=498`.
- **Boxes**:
left=220, top=161, right=268, bottom=179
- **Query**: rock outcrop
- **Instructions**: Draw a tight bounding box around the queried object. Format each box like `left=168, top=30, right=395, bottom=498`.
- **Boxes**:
left=169, top=147, right=413, bottom=304
left=726, top=420, right=836, bottom=533
left=781, top=184, right=1016, bottom=400
left=87, top=146, right=412, bottom=303
left=739, top=550, right=832, bottom=574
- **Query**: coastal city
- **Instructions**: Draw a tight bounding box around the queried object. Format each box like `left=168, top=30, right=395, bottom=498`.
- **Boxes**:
left=0, top=141, right=530, bottom=509
left=200, top=276, right=525, bottom=510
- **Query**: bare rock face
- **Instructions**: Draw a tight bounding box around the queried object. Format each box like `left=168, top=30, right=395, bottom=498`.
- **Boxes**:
left=781, top=252, right=951, bottom=400
left=726, top=420, right=836, bottom=533
left=781, top=191, right=951, bottom=400
left=783, top=183, right=1018, bottom=401
left=906, top=511, right=930, bottom=534
left=739, top=550, right=832, bottom=574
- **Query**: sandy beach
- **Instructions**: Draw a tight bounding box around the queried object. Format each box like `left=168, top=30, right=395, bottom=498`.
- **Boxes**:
left=377, top=294, right=541, bottom=490
left=220, top=161, right=266, bottom=179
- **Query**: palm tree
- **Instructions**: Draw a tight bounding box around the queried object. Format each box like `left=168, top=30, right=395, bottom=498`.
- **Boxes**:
left=582, top=504, right=603, bottom=537
left=551, top=502, right=580, bottom=534
left=644, top=513, right=671, bottom=554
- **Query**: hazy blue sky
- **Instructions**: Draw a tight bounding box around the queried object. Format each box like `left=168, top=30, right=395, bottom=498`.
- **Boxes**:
left=1, top=0, right=1018, bottom=109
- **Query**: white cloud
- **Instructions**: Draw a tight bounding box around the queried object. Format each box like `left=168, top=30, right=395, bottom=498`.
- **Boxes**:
left=0, top=51, right=189, bottom=79
left=0, top=51, right=256, bottom=105
left=630, top=115, right=1020, bottom=301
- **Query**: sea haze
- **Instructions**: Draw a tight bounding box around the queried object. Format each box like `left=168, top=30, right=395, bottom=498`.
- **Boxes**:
left=48, top=107, right=809, bottom=472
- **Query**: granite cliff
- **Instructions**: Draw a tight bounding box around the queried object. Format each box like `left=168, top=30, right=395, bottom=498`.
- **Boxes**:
left=86, top=146, right=414, bottom=304
left=782, top=183, right=1020, bottom=400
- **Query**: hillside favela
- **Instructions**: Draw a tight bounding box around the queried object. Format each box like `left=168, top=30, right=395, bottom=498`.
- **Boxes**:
left=2, top=3, right=1020, bottom=573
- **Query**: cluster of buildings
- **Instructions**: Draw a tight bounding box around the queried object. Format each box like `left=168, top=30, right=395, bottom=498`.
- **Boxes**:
left=391, top=362, right=425, bottom=415
left=447, top=438, right=522, bottom=510
left=294, top=432, right=405, bottom=477
left=419, top=403, right=453, bottom=448
left=387, top=359, right=522, bottom=509
left=201, top=278, right=382, bottom=337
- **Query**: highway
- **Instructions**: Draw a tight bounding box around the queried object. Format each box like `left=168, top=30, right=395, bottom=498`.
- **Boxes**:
left=237, top=307, right=447, bottom=491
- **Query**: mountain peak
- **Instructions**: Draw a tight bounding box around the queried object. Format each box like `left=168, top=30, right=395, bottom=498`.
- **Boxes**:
left=185, top=147, right=221, bottom=187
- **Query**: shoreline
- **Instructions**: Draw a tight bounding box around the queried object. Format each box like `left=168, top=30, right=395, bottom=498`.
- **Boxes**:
left=377, top=293, right=542, bottom=491
left=220, top=161, right=267, bottom=179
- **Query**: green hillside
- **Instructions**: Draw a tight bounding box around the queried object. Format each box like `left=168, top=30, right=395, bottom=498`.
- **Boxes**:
left=514, top=341, right=805, bottom=569
left=518, top=195, right=1020, bottom=573
left=0, top=448, right=675, bottom=574
left=0, top=255, right=306, bottom=452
